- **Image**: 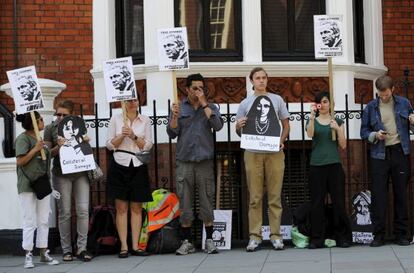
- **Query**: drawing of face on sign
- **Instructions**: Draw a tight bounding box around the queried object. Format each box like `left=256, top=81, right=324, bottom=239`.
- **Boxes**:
left=243, top=96, right=280, bottom=137
left=58, top=116, right=93, bottom=157
left=16, top=75, right=40, bottom=102
left=351, top=190, right=372, bottom=226
left=108, top=65, right=136, bottom=95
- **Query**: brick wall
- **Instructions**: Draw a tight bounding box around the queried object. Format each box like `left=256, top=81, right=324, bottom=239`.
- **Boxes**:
left=383, top=0, right=414, bottom=100
left=0, top=1, right=94, bottom=114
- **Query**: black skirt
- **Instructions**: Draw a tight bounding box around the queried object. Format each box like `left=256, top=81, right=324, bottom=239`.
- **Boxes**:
left=107, top=159, right=153, bottom=202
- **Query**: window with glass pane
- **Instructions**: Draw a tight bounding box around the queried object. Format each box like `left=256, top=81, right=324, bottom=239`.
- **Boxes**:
left=262, top=0, right=325, bottom=61
left=116, top=0, right=144, bottom=64
left=175, top=0, right=242, bottom=61
left=353, top=0, right=365, bottom=64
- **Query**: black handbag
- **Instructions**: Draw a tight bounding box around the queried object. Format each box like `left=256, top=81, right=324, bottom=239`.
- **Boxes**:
left=20, top=161, right=52, bottom=200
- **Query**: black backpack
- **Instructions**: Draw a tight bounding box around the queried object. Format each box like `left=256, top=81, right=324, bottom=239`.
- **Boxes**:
left=87, top=205, right=119, bottom=255
left=146, top=217, right=181, bottom=254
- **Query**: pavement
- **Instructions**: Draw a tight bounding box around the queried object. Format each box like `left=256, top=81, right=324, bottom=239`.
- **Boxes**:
left=1, top=244, right=414, bottom=273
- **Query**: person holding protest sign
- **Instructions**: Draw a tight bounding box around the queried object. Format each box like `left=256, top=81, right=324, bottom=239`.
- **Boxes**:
left=167, top=73, right=224, bottom=255
left=235, top=67, right=290, bottom=252
left=360, top=75, right=414, bottom=247
left=44, top=100, right=92, bottom=262
left=106, top=98, right=153, bottom=258
left=306, top=91, right=352, bottom=249
left=15, top=112, right=59, bottom=269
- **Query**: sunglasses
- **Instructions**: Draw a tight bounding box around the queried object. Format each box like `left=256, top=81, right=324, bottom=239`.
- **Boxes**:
left=55, top=113, right=69, bottom=117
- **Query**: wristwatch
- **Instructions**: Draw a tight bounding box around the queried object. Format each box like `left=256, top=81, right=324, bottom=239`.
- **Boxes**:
left=134, top=135, right=138, bottom=141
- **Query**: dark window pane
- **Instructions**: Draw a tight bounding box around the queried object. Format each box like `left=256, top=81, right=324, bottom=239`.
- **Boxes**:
left=176, top=0, right=204, bottom=50
left=353, top=0, right=365, bottom=63
left=123, top=0, right=144, bottom=55
left=294, top=0, right=314, bottom=51
left=262, top=0, right=288, bottom=52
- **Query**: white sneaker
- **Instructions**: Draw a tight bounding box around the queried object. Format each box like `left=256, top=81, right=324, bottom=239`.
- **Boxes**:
left=24, top=252, right=34, bottom=269
left=40, top=249, right=59, bottom=265
left=246, top=239, right=261, bottom=252
left=271, top=239, right=284, bottom=250
left=205, top=239, right=218, bottom=254
left=176, top=240, right=196, bottom=255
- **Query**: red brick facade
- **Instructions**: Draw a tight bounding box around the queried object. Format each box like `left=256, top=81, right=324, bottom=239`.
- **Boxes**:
left=383, top=0, right=414, bottom=99
left=0, top=0, right=94, bottom=114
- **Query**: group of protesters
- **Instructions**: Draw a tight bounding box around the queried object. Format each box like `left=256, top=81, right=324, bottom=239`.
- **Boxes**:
left=14, top=67, right=414, bottom=268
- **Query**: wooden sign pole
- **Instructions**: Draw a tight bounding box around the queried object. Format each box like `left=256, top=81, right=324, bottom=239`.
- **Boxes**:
left=30, top=112, right=46, bottom=160
left=121, top=101, right=128, bottom=126
left=328, top=57, right=336, bottom=141
left=172, top=70, right=178, bottom=103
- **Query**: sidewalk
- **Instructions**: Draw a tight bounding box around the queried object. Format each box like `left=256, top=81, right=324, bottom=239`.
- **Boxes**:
left=1, top=245, right=413, bottom=273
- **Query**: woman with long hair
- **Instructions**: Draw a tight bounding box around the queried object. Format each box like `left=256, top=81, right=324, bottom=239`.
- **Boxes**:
left=106, top=98, right=153, bottom=258
left=16, top=112, right=59, bottom=268
left=306, top=91, right=352, bottom=248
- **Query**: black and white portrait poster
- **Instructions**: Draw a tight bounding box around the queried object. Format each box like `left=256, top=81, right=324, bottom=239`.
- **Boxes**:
left=202, top=210, right=232, bottom=250
left=240, top=96, right=281, bottom=152
left=58, top=116, right=96, bottom=174
left=157, top=27, right=189, bottom=71
left=6, top=66, right=44, bottom=114
left=314, top=15, right=343, bottom=59
left=103, top=56, right=137, bottom=103
left=351, top=190, right=374, bottom=244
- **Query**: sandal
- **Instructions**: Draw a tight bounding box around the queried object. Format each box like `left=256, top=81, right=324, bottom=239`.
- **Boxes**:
left=77, top=250, right=93, bottom=262
left=118, top=249, right=129, bottom=259
left=62, top=252, right=73, bottom=262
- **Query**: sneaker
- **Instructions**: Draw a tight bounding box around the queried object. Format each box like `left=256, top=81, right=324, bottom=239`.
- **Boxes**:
left=205, top=239, right=218, bottom=254
left=271, top=239, right=284, bottom=250
left=246, top=239, right=261, bottom=252
left=24, top=252, right=34, bottom=269
left=40, top=249, right=59, bottom=265
left=176, top=240, right=196, bottom=255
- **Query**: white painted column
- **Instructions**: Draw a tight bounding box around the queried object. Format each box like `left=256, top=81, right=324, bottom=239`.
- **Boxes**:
left=363, top=0, right=385, bottom=69
left=242, top=0, right=262, bottom=63
left=92, top=0, right=116, bottom=117
left=143, top=0, right=178, bottom=116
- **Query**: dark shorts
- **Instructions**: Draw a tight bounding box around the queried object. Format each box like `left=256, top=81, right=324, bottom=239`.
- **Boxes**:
left=107, top=159, right=153, bottom=203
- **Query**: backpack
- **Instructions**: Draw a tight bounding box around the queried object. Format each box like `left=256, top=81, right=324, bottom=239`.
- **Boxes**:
left=146, top=217, right=181, bottom=254
left=87, top=205, right=119, bottom=255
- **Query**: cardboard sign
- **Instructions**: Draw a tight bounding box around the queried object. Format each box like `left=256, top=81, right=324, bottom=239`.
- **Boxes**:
left=157, top=27, right=190, bottom=71
left=240, top=96, right=281, bottom=152
left=103, top=56, right=137, bottom=102
left=314, top=15, right=344, bottom=58
left=6, top=66, right=44, bottom=114
left=351, top=190, right=374, bottom=244
left=202, top=210, right=232, bottom=250
left=58, top=116, right=96, bottom=174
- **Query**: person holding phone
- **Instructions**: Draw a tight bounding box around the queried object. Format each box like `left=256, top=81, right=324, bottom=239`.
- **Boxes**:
left=361, top=75, right=414, bottom=247
left=306, top=91, right=352, bottom=249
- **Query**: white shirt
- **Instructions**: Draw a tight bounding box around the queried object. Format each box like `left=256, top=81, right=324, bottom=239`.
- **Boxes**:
left=106, top=112, right=153, bottom=167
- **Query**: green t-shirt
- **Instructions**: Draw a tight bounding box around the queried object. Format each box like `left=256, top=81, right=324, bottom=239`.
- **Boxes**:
left=15, top=133, right=51, bottom=194
left=308, top=118, right=343, bottom=166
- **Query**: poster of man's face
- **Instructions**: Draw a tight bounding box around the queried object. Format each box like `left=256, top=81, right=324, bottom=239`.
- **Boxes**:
left=103, top=57, right=137, bottom=103
left=314, top=15, right=343, bottom=58
left=6, top=66, right=44, bottom=114
left=157, top=27, right=189, bottom=71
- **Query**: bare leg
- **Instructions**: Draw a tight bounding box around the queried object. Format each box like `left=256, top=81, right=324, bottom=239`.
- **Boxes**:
left=130, top=202, right=142, bottom=251
left=115, top=199, right=129, bottom=251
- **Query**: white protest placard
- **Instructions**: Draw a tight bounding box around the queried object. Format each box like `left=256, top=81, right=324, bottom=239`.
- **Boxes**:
left=262, top=225, right=292, bottom=240
left=314, top=15, right=343, bottom=59
left=58, top=116, right=96, bottom=174
left=6, top=66, right=44, bottom=114
left=103, top=57, right=137, bottom=103
left=240, top=95, right=281, bottom=152
left=351, top=190, right=374, bottom=244
left=202, top=210, right=232, bottom=250
left=157, top=27, right=189, bottom=71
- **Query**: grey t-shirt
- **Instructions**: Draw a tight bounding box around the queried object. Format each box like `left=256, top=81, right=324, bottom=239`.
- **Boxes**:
left=236, top=92, right=290, bottom=153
